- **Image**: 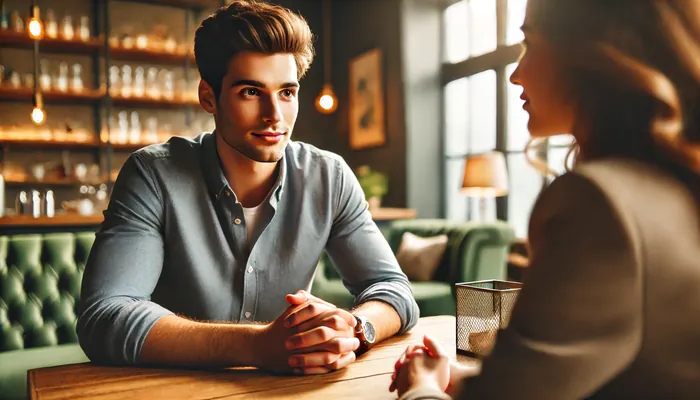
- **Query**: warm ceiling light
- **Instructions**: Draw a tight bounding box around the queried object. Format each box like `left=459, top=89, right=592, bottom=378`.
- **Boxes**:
left=31, top=92, right=46, bottom=125
left=315, top=83, right=338, bottom=114
left=27, top=5, right=44, bottom=40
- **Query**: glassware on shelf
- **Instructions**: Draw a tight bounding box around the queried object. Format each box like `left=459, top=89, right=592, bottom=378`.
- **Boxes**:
left=0, top=65, right=5, bottom=86
left=109, top=35, right=119, bottom=48
left=57, top=62, right=69, bottom=92
left=108, top=66, right=120, bottom=96
left=39, top=59, right=51, bottom=91
left=129, top=111, right=141, bottom=144
left=160, top=123, right=173, bottom=142
left=117, top=111, right=129, bottom=144
left=146, top=67, right=160, bottom=98
left=133, top=67, right=145, bottom=97
left=9, top=71, right=21, bottom=88
left=164, top=36, right=178, bottom=53
left=136, top=34, right=148, bottom=50
left=79, top=16, right=90, bottom=41
left=121, top=34, right=134, bottom=49
left=10, top=11, right=23, bottom=32
left=121, top=65, right=132, bottom=98
left=145, top=117, right=158, bottom=143
left=162, top=70, right=174, bottom=100
left=61, top=15, right=74, bottom=41
left=23, top=73, right=34, bottom=89
left=45, top=9, right=58, bottom=38
left=0, top=3, right=8, bottom=30
left=71, top=63, right=83, bottom=92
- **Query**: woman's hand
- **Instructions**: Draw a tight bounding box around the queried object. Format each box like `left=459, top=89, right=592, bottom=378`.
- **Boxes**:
left=389, top=335, right=451, bottom=397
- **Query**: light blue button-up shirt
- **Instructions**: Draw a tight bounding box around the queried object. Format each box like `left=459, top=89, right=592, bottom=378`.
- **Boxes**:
left=77, top=132, right=419, bottom=364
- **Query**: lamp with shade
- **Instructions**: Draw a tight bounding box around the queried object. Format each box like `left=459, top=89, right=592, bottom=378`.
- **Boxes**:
left=461, top=151, right=509, bottom=221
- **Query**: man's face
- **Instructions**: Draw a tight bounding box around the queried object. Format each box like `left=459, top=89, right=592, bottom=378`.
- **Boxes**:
left=213, top=52, right=300, bottom=163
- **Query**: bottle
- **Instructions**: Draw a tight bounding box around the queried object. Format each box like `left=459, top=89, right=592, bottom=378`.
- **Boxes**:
left=15, top=191, right=27, bottom=214
left=45, top=9, right=58, bottom=39
left=30, top=190, right=41, bottom=218
left=43, top=190, right=54, bottom=218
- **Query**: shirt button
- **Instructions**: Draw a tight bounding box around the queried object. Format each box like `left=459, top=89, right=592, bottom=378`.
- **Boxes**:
left=234, top=218, right=241, bottom=225
left=247, top=266, right=253, bottom=273
left=225, top=190, right=231, bottom=197
left=244, top=311, right=251, bottom=318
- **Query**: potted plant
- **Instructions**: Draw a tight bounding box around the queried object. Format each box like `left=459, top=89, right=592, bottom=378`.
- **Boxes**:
left=355, top=165, right=388, bottom=210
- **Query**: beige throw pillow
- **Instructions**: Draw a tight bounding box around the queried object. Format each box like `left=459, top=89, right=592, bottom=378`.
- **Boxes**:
left=395, top=232, right=448, bottom=281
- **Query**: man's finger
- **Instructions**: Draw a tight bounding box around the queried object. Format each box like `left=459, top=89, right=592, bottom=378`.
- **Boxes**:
left=324, top=350, right=356, bottom=371
left=288, top=351, right=341, bottom=368
left=284, top=302, right=334, bottom=328
left=295, top=309, right=356, bottom=332
left=291, top=337, right=359, bottom=355
left=286, top=326, right=343, bottom=350
left=285, top=290, right=334, bottom=307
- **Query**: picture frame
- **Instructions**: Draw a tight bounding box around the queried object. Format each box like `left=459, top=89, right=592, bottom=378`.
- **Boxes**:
left=348, top=48, right=386, bottom=150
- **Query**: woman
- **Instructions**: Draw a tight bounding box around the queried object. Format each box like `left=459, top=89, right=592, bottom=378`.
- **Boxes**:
left=391, top=0, right=700, bottom=398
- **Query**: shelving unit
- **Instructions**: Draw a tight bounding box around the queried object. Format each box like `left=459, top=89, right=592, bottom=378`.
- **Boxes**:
left=0, top=0, right=225, bottom=195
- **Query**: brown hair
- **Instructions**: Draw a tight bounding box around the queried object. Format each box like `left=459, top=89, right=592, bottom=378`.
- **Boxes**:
left=531, top=0, right=700, bottom=178
left=194, top=0, right=315, bottom=99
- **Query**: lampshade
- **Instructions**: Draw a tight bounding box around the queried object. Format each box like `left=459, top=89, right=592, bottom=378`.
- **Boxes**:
left=461, top=151, right=509, bottom=197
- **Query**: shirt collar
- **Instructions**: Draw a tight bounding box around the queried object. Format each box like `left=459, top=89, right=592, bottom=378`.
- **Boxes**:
left=201, top=131, right=287, bottom=206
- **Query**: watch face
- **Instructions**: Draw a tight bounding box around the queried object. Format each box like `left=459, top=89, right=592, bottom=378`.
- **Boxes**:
left=364, top=320, right=376, bottom=343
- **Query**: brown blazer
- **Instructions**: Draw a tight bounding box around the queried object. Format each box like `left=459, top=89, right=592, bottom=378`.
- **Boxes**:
left=403, top=158, right=700, bottom=399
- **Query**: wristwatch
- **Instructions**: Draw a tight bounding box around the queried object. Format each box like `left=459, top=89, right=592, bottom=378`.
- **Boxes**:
left=353, top=315, right=376, bottom=355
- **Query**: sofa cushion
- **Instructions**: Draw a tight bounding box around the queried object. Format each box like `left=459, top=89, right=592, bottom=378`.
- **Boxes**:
left=0, top=343, right=88, bottom=399
left=411, top=281, right=455, bottom=316
left=396, top=232, right=448, bottom=281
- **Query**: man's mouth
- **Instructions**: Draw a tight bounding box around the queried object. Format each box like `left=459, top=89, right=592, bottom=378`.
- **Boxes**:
left=252, top=131, right=285, bottom=143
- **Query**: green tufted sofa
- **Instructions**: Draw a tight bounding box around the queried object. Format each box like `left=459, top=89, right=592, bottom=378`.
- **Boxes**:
left=0, top=232, right=93, bottom=400
left=311, top=219, right=515, bottom=316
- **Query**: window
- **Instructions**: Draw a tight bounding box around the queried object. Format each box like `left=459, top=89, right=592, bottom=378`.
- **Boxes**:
left=441, top=0, right=567, bottom=238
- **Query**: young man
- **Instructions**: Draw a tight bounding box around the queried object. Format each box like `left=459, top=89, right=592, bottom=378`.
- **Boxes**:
left=77, top=0, right=418, bottom=375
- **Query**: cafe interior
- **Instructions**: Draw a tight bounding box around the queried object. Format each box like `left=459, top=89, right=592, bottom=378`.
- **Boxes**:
left=0, top=0, right=540, bottom=398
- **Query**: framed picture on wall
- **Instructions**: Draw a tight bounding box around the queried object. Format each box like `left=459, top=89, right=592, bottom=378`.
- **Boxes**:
left=348, top=48, right=386, bottom=150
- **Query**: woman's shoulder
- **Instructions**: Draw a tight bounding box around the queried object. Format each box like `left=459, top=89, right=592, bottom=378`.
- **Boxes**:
left=531, top=157, right=697, bottom=242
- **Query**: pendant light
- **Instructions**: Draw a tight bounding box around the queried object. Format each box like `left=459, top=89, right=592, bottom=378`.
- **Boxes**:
left=29, top=0, right=46, bottom=125
left=315, top=0, right=338, bottom=114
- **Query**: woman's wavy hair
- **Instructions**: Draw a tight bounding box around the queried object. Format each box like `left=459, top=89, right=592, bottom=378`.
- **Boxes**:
left=525, top=0, right=700, bottom=180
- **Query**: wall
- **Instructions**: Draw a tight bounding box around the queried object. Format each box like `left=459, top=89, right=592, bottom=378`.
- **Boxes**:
left=276, top=0, right=408, bottom=208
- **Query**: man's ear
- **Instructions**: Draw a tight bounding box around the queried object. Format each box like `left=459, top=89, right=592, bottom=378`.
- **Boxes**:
left=198, top=80, right=217, bottom=114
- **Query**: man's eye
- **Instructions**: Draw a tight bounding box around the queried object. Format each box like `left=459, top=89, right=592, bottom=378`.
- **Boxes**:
left=281, top=89, right=295, bottom=98
left=243, top=88, right=260, bottom=96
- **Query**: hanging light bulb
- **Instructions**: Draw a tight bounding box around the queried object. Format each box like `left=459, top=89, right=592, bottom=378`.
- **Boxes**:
left=315, top=83, right=338, bottom=114
left=31, top=92, right=46, bottom=125
left=315, top=0, right=338, bottom=115
left=27, top=5, right=44, bottom=40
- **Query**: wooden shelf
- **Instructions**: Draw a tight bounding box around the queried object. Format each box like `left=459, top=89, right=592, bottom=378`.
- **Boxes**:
left=0, top=139, right=99, bottom=149
left=0, top=213, right=103, bottom=227
left=109, top=47, right=194, bottom=66
left=0, top=87, right=104, bottom=103
left=4, top=178, right=92, bottom=187
left=0, top=29, right=103, bottom=54
left=107, top=142, right=150, bottom=151
left=110, top=95, right=198, bottom=109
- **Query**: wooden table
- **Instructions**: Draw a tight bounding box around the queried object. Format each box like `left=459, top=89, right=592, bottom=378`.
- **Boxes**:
left=28, top=316, right=477, bottom=399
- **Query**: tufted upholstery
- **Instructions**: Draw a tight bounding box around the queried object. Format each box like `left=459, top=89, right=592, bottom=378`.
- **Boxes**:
left=0, top=232, right=94, bottom=352
left=0, top=232, right=94, bottom=399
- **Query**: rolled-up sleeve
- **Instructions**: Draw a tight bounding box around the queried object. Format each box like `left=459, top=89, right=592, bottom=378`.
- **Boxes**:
left=77, top=152, right=174, bottom=364
left=324, top=158, right=419, bottom=333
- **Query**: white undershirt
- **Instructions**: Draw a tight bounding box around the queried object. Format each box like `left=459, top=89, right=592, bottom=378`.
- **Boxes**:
left=242, top=202, right=265, bottom=251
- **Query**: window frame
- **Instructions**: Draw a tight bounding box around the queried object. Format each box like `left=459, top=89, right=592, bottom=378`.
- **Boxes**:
left=440, top=0, right=553, bottom=235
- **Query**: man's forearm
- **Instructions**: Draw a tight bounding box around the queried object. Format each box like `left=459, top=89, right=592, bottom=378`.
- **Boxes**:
left=139, top=315, right=264, bottom=368
left=353, top=300, right=402, bottom=343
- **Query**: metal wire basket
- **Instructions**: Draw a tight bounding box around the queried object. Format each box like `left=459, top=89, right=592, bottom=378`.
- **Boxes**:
left=455, top=280, right=522, bottom=358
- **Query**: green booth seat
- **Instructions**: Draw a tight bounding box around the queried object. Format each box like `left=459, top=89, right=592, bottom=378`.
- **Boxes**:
left=0, top=232, right=94, bottom=399
left=312, top=219, right=515, bottom=317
